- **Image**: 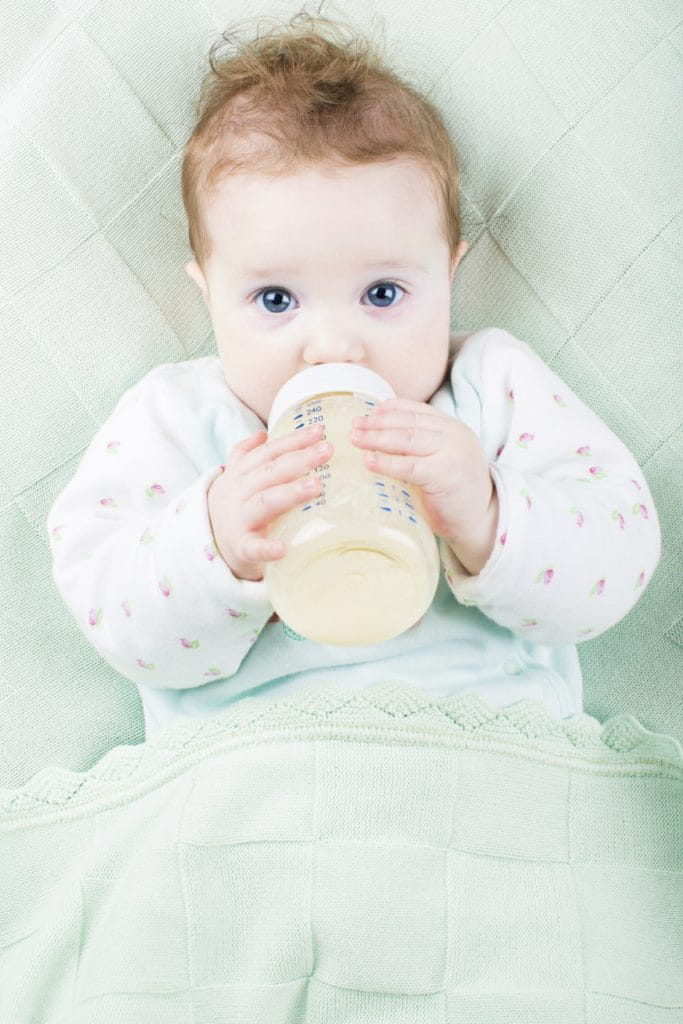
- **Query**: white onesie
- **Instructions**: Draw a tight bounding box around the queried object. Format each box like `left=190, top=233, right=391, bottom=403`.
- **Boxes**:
left=47, top=328, right=661, bottom=738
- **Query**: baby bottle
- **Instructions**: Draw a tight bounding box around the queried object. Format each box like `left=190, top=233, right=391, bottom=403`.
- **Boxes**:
left=265, top=363, right=441, bottom=646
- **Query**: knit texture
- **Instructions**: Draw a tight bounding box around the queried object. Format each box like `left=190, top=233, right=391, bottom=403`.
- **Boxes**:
left=1, top=683, right=681, bottom=1021
left=0, top=0, right=680, bottom=791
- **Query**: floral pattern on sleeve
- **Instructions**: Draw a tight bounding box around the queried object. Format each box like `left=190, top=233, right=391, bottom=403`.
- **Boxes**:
left=441, top=330, right=661, bottom=645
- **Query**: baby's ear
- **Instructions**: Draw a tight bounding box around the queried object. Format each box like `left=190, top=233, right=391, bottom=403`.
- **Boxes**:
left=185, top=259, right=209, bottom=304
left=450, top=240, right=469, bottom=282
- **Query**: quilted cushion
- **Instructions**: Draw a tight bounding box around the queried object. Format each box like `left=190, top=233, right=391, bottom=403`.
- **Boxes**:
left=0, top=0, right=680, bottom=787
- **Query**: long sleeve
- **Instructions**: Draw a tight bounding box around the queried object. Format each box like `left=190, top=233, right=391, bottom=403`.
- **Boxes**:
left=47, top=359, right=274, bottom=690
left=440, top=328, right=662, bottom=645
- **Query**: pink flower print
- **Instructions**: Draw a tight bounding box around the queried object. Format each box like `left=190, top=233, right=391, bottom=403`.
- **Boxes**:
left=159, top=576, right=172, bottom=598
left=590, top=578, right=606, bottom=597
left=521, top=618, right=539, bottom=628
left=175, top=498, right=188, bottom=515
left=588, top=466, right=606, bottom=480
left=630, top=478, right=642, bottom=491
left=121, top=599, right=131, bottom=618
left=500, top=530, right=507, bottom=546
left=204, top=666, right=223, bottom=677
left=553, top=393, right=568, bottom=407
left=204, top=543, right=216, bottom=562
left=570, top=505, right=584, bottom=527
left=495, top=443, right=506, bottom=459
left=136, top=658, right=155, bottom=670
left=88, top=608, right=103, bottom=627
left=180, top=638, right=199, bottom=649
left=520, top=488, right=533, bottom=510
left=516, top=432, right=535, bottom=449
left=636, top=571, right=645, bottom=588
left=99, top=497, right=118, bottom=509
left=536, top=567, right=554, bottom=585
left=632, top=503, right=649, bottom=520
left=51, top=525, right=64, bottom=542
left=507, top=388, right=515, bottom=402
left=228, top=608, right=247, bottom=620
left=139, top=526, right=154, bottom=545
left=611, top=511, right=625, bottom=530
left=576, top=445, right=591, bottom=457
left=146, top=483, right=166, bottom=498
left=105, top=441, right=121, bottom=454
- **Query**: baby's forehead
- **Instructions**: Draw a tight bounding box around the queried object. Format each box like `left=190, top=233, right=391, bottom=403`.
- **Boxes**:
left=203, top=159, right=443, bottom=240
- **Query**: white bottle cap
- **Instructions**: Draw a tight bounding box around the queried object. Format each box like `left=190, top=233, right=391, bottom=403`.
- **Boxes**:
left=267, top=363, right=396, bottom=432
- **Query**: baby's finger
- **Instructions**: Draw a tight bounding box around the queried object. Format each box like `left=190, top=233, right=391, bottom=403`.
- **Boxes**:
left=238, top=438, right=330, bottom=505
left=240, top=534, right=286, bottom=565
left=242, top=424, right=325, bottom=471
left=351, top=423, right=439, bottom=457
left=353, top=410, right=444, bottom=433
left=368, top=398, right=445, bottom=420
left=358, top=448, right=429, bottom=487
left=244, top=466, right=323, bottom=531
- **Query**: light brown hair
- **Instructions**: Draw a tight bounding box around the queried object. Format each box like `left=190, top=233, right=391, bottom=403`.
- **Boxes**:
left=181, top=8, right=462, bottom=271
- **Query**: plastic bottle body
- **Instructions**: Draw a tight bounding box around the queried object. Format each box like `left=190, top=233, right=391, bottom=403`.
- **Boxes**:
left=264, top=367, right=440, bottom=646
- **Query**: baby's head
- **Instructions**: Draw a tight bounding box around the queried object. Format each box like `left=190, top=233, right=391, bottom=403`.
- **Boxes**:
left=181, top=10, right=467, bottom=425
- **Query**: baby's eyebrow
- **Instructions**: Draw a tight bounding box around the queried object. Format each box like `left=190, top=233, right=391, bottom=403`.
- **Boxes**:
left=238, top=261, right=428, bottom=278
left=365, top=260, right=428, bottom=272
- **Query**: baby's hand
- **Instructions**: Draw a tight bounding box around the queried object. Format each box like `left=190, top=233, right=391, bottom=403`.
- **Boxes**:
left=350, top=398, right=496, bottom=550
left=208, top=424, right=332, bottom=581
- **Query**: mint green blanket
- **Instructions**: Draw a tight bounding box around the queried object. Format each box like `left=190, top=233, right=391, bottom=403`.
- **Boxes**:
left=2, top=683, right=680, bottom=1022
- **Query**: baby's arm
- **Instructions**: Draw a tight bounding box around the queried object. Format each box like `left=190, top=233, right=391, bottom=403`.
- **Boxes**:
left=441, top=329, right=662, bottom=645
left=47, top=365, right=274, bottom=690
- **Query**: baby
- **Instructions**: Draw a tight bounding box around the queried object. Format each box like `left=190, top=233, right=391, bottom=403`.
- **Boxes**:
left=47, top=12, right=661, bottom=739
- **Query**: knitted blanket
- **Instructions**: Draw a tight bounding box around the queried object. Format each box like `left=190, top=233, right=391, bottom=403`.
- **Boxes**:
left=1, top=683, right=681, bottom=1023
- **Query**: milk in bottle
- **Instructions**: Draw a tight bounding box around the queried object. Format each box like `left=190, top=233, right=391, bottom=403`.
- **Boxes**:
left=265, top=363, right=440, bottom=645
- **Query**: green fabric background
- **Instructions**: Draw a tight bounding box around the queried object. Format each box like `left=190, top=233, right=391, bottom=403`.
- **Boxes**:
left=0, top=0, right=680, bottom=789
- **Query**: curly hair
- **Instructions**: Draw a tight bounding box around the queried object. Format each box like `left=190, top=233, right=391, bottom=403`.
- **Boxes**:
left=181, top=7, right=462, bottom=270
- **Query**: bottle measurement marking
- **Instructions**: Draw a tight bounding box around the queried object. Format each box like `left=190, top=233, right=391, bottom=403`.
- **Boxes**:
left=293, top=397, right=418, bottom=522
left=373, top=480, right=419, bottom=524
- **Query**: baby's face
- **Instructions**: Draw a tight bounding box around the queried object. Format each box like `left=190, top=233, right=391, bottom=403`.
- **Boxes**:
left=186, top=158, right=466, bottom=426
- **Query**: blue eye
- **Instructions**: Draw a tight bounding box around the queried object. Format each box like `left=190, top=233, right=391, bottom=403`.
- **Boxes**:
left=254, top=281, right=405, bottom=314
left=256, top=288, right=294, bottom=314
left=366, top=281, right=404, bottom=307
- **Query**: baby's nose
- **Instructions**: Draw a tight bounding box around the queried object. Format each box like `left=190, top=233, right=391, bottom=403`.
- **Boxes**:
left=304, top=329, right=365, bottom=365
